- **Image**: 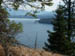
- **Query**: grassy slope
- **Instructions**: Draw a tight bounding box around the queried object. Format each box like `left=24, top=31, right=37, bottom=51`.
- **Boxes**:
left=0, top=45, right=64, bottom=56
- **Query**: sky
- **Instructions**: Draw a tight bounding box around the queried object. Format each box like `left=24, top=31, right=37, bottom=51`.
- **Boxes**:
left=18, top=0, right=62, bottom=11
left=8, top=0, right=63, bottom=16
left=45, top=0, right=62, bottom=11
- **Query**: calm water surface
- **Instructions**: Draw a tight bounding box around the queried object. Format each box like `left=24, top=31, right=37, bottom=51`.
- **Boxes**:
left=10, top=18, right=53, bottom=48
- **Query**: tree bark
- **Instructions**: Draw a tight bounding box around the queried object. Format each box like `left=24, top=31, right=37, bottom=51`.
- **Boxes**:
left=68, top=0, right=71, bottom=41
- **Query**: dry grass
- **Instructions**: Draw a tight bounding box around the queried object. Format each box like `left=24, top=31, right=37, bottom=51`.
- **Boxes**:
left=0, top=45, right=5, bottom=56
left=8, top=46, right=64, bottom=56
left=0, top=45, right=64, bottom=56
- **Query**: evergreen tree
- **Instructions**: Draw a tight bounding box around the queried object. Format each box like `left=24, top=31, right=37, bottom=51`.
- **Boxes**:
left=63, top=0, right=75, bottom=41
left=44, top=0, right=75, bottom=55
left=43, top=5, right=74, bottom=55
left=63, top=0, right=75, bottom=55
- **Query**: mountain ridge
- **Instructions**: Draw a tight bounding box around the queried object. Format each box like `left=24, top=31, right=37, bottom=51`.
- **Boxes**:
left=7, top=9, right=55, bottom=19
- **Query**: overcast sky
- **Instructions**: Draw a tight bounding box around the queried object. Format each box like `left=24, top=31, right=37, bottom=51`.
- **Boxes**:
left=45, top=0, right=63, bottom=11
left=17, top=0, right=62, bottom=11
left=8, top=0, right=63, bottom=16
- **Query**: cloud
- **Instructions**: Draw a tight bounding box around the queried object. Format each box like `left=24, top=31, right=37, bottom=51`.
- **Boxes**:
left=45, top=0, right=62, bottom=11
left=18, top=0, right=63, bottom=11
left=5, top=0, right=62, bottom=12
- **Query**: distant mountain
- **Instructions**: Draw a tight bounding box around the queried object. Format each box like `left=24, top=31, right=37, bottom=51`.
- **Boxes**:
left=7, top=8, right=28, bottom=16
left=8, top=15, right=34, bottom=18
left=7, top=8, right=55, bottom=19
left=37, top=11, right=55, bottom=19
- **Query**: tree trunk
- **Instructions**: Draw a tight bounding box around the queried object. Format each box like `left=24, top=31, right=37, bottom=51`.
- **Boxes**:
left=68, top=0, right=71, bottom=41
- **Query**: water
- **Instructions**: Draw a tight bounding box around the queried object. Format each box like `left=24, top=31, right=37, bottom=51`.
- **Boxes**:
left=10, top=18, right=53, bottom=48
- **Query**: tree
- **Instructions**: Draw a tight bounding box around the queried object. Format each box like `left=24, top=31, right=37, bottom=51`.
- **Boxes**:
left=0, top=8, right=23, bottom=56
left=63, top=0, right=75, bottom=55
left=43, top=0, right=75, bottom=55
left=63, top=0, right=75, bottom=41
left=43, top=5, right=74, bottom=55
left=0, top=0, right=23, bottom=56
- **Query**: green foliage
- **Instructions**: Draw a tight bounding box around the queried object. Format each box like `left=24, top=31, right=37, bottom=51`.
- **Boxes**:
left=25, top=12, right=37, bottom=18
left=0, top=19, right=23, bottom=44
left=62, top=1, right=75, bottom=55
left=12, top=0, right=24, bottom=10
left=0, top=8, right=8, bottom=19
left=43, top=5, right=75, bottom=56
left=42, top=2, right=53, bottom=6
left=12, top=3, right=19, bottom=10
left=9, top=21, right=23, bottom=33
left=0, top=0, right=23, bottom=56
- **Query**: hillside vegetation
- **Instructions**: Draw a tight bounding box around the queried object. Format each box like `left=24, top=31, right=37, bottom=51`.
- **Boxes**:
left=0, top=45, right=65, bottom=56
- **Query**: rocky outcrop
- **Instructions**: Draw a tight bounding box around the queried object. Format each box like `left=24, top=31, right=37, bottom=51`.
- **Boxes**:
left=0, top=45, right=64, bottom=56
